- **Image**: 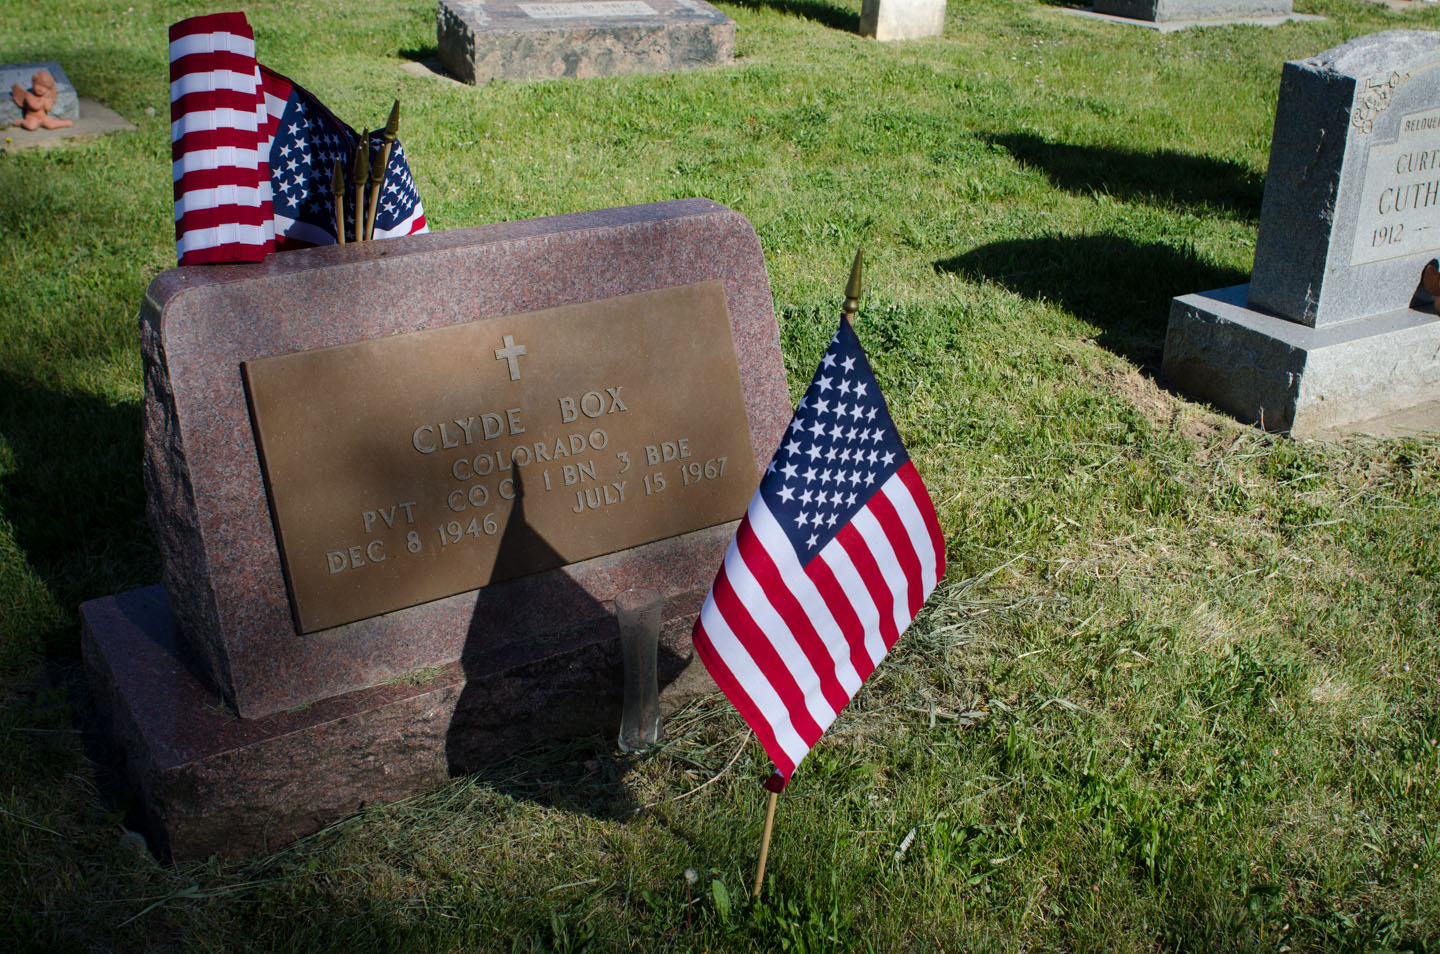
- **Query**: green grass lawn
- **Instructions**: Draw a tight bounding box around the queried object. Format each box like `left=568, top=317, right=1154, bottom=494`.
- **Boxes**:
left=3, top=0, right=1440, bottom=950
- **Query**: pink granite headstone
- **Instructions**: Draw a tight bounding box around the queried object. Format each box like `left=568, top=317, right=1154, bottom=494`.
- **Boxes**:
left=81, top=199, right=790, bottom=859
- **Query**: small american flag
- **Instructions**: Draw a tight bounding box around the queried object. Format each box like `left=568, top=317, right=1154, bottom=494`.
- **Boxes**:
left=692, top=316, right=945, bottom=790
left=170, top=12, right=426, bottom=266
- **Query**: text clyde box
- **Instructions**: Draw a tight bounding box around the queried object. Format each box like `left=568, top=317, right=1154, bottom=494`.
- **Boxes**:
left=244, top=281, right=755, bottom=632
left=143, top=199, right=789, bottom=718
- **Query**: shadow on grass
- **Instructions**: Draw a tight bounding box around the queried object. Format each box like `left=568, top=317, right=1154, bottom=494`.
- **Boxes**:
left=0, top=372, right=154, bottom=643
left=398, top=44, right=439, bottom=63
left=990, top=133, right=1265, bottom=219
left=726, top=0, right=860, bottom=33
left=936, top=233, right=1249, bottom=371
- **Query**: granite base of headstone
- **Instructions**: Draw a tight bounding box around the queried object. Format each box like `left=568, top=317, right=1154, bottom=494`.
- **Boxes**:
left=82, top=198, right=790, bottom=860
left=1164, top=32, right=1440, bottom=435
left=859, top=0, right=945, bottom=41
left=1074, top=0, right=1319, bottom=31
left=437, top=0, right=734, bottom=84
left=1093, top=0, right=1291, bottom=21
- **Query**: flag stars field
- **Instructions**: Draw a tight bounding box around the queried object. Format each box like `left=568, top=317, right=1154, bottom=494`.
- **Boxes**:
left=692, top=314, right=945, bottom=785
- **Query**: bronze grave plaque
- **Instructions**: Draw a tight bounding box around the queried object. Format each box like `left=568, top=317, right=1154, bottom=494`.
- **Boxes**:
left=243, top=280, right=755, bottom=633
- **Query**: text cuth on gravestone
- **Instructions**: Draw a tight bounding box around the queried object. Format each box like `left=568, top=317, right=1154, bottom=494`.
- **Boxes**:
left=1352, top=79, right=1440, bottom=266
left=243, top=281, right=754, bottom=633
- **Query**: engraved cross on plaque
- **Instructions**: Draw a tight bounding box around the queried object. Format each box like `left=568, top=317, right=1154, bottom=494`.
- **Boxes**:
left=495, top=334, right=527, bottom=380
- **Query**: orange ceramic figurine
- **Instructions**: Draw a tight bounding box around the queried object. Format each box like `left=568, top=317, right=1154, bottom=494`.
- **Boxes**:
left=12, top=69, right=73, bottom=130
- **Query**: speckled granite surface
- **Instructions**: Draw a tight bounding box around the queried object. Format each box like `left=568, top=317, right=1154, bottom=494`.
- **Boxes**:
left=437, top=0, right=734, bottom=84
left=139, top=199, right=787, bottom=718
left=82, top=585, right=716, bottom=861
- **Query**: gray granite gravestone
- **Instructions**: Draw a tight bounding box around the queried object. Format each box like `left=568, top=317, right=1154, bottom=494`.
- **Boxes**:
left=1, top=61, right=79, bottom=125
left=859, top=0, right=946, bottom=41
left=1092, top=0, right=1291, bottom=21
left=81, top=199, right=789, bottom=859
left=1164, top=31, right=1440, bottom=434
left=437, top=0, right=734, bottom=84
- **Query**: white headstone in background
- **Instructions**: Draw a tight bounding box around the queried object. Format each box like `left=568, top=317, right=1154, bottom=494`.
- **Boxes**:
left=859, top=0, right=945, bottom=42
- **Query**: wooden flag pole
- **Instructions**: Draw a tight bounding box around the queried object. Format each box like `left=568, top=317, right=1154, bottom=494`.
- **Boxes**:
left=751, top=249, right=864, bottom=901
left=752, top=789, right=779, bottom=898
left=331, top=159, right=346, bottom=245
left=365, top=100, right=400, bottom=241
left=353, top=129, right=371, bottom=241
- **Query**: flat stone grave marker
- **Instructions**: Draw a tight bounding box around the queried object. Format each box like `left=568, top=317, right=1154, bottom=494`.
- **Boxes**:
left=82, top=198, right=790, bottom=859
left=859, top=0, right=946, bottom=42
left=437, top=0, right=734, bottom=84
left=2, top=60, right=79, bottom=125
left=1092, top=0, right=1291, bottom=22
left=1, top=60, right=136, bottom=154
left=1074, top=0, right=1322, bottom=31
left=1165, top=31, right=1440, bottom=434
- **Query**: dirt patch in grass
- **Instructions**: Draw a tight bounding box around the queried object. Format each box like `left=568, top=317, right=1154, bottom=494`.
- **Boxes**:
left=1101, top=364, right=1225, bottom=444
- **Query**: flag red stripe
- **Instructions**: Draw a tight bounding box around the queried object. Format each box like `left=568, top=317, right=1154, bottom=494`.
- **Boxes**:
left=172, top=129, right=263, bottom=165
left=176, top=242, right=267, bottom=265
left=834, top=516, right=902, bottom=652
left=734, top=521, right=852, bottom=717
left=177, top=204, right=269, bottom=235
left=173, top=164, right=260, bottom=198
left=711, top=566, right=826, bottom=746
left=804, top=553, right=877, bottom=684
left=692, top=621, right=797, bottom=778
left=867, top=489, right=925, bottom=621
left=171, top=87, right=264, bottom=120
left=169, top=11, right=251, bottom=40
left=898, top=462, right=946, bottom=576
left=170, top=50, right=259, bottom=82
left=258, top=68, right=293, bottom=104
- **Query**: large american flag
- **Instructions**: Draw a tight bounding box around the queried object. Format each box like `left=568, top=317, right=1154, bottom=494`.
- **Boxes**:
left=692, top=317, right=945, bottom=790
left=169, top=12, right=426, bottom=266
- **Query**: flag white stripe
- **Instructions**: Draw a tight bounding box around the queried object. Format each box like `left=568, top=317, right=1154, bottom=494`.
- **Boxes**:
left=176, top=223, right=269, bottom=255
left=172, top=107, right=261, bottom=141
left=175, top=184, right=269, bottom=219
left=849, top=500, right=913, bottom=641
left=170, top=69, right=259, bottom=101
left=372, top=206, right=428, bottom=238
left=720, top=520, right=838, bottom=731
left=169, top=31, right=255, bottom=61
left=745, top=501, right=863, bottom=696
left=173, top=146, right=266, bottom=180
left=697, top=583, right=811, bottom=767
left=814, top=539, right=887, bottom=670
left=889, top=475, right=940, bottom=594
left=263, top=91, right=289, bottom=119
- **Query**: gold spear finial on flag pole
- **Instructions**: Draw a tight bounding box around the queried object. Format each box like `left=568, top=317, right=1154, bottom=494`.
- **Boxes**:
left=364, top=100, right=400, bottom=241
left=331, top=159, right=346, bottom=245
left=353, top=129, right=370, bottom=241
left=842, top=247, right=863, bottom=325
